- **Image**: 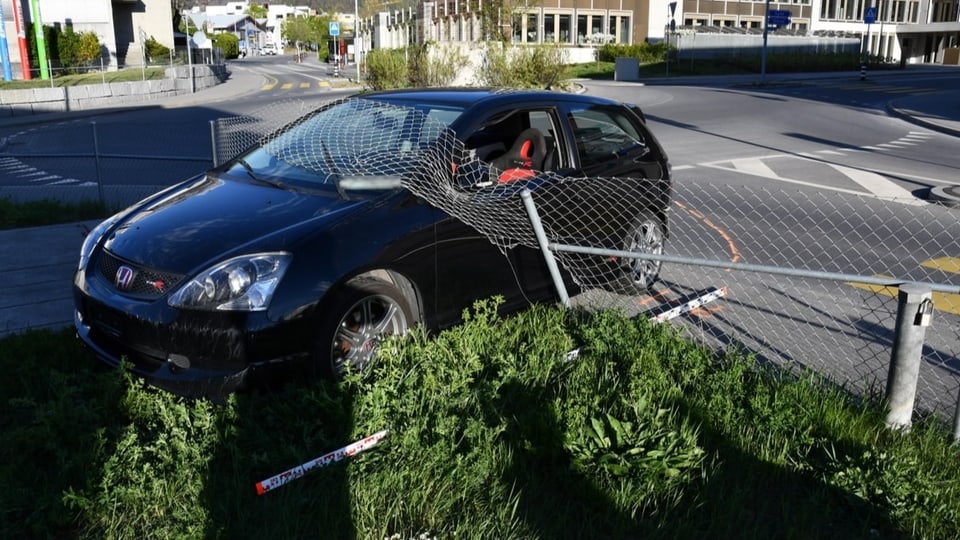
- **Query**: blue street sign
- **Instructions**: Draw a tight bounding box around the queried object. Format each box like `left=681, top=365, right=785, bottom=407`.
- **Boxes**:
left=768, top=9, right=792, bottom=26
left=329, top=21, right=340, bottom=36
left=864, top=7, right=877, bottom=23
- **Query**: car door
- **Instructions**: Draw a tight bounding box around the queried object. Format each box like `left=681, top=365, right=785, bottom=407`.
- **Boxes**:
left=432, top=105, right=570, bottom=324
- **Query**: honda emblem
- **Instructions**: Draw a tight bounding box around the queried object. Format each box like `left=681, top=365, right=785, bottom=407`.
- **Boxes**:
left=115, top=265, right=136, bottom=291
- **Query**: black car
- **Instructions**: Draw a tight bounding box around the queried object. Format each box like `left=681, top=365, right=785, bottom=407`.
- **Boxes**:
left=73, top=88, right=672, bottom=399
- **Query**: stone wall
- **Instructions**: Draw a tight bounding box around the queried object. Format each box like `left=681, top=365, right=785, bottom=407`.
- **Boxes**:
left=0, top=65, right=228, bottom=117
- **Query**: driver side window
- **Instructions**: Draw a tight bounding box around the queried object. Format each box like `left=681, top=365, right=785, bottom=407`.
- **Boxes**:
left=568, top=105, right=647, bottom=169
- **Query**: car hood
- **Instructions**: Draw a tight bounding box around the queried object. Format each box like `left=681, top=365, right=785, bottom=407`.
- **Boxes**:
left=102, top=175, right=369, bottom=273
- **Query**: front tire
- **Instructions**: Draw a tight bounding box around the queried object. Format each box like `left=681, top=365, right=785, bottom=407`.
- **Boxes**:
left=617, top=211, right=665, bottom=293
left=317, top=278, right=415, bottom=378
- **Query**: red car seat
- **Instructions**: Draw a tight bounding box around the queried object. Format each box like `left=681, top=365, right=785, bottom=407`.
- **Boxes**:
left=491, top=128, right=547, bottom=183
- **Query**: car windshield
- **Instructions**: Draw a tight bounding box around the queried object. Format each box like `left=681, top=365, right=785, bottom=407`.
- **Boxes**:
left=223, top=98, right=464, bottom=193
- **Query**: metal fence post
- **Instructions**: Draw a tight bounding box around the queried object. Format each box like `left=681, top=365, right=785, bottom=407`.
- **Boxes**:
left=209, top=119, right=218, bottom=167
left=520, top=189, right=570, bottom=309
left=884, top=283, right=933, bottom=430
left=91, top=121, right=105, bottom=207
left=953, top=384, right=960, bottom=443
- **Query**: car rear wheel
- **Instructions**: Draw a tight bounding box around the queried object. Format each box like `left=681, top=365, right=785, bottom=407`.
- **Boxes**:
left=617, top=210, right=665, bottom=293
left=318, top=278, right=414, bottom=378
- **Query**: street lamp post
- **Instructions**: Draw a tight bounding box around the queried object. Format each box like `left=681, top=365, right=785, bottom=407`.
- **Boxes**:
left=355, top=0, right=361, bottom=85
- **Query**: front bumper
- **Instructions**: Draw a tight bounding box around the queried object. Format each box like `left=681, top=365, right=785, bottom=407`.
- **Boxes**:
left=73, top=284, right=311, bottom=401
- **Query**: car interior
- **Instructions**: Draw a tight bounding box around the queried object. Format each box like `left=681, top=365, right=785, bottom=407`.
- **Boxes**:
left=463, top=109, right=563, bottom=185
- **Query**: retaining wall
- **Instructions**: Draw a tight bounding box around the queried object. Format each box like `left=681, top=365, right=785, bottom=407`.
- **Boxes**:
left=0, top=65, right=228, bottom=117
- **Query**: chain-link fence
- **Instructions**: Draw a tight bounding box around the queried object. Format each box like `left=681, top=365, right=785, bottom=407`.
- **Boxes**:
left=636, top=183, right=959, bottom=422
left=4, top=96, right=958, bottom=428
left=0, top=121, right=212, bottom=209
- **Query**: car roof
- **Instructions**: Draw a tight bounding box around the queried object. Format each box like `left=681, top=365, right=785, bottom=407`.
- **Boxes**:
left=360, top=87, right=625, bottom=110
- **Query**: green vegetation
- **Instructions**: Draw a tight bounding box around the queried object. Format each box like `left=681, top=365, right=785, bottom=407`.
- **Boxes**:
left=0, top=67, right=168, bottom=90
left=0, top=197, right=107, bottom=230
left=144, top=36, right=172, bottom=64
left=212, top=33, right=241, bottom=60
left=565, top=50, right=896, bottom=81
left=365, top=43, right=468, bottom=91
left=478, top=43, right=569, bottom=89
left=2, top=300, right=957, bottom=538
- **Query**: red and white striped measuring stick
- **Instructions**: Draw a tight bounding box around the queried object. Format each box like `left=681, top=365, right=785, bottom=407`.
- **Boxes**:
left=562, top=287, right=727, bottom=363
left=648, top=287, right=727, bottom=324
left=255, top=429, right=390, bottom=495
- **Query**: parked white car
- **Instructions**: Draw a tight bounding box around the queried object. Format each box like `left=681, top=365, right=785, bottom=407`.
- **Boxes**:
left=263, top=43, right=279, bottom=55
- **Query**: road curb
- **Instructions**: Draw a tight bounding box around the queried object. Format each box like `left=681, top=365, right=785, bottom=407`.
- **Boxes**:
left=929, top=185, right=960, bottom=207
left=886, top=101, right=960, bottom=139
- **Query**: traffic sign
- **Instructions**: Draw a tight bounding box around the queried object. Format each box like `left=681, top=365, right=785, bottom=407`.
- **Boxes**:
left=767, top=9, right=792, bottom=26
left=329, top=21, right=340, bottom=36
left=864, top=7, right=877, bottom=23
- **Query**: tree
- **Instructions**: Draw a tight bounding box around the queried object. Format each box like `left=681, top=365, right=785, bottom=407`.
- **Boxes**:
left=247, top=3, right=267, bottom=19
left=282, top=14, right=333, bottom=60
left=212, top=32, right=240, bottom=58
left=77, top=32, right=102, bottom=65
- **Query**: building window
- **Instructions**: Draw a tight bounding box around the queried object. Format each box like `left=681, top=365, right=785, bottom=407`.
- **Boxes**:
left=559, top=14, right=572, bottom=43
left=544, top=13, right=556, bottom=41
left=527, top=13, right=540, bottom=43
left=603, top=13, right=631, bottom=44
left=577, top=12, right=608, bottom=44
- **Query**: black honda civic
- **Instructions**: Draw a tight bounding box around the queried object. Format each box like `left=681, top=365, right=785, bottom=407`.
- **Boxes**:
left=73, top=88, right=672, bottom=399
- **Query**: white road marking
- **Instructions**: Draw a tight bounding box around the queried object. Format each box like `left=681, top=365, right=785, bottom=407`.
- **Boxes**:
left=825, top=163, right=923, bottom=204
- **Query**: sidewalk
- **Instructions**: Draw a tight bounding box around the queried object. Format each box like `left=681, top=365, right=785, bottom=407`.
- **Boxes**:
left=1, top=67, right=958, bottom=337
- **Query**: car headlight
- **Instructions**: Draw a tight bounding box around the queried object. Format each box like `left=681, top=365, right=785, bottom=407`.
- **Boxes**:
left=168, top=253, right=291, bottom=311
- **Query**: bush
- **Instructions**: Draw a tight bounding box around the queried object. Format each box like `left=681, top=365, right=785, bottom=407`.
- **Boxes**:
left=478, top=43, right=568, bottom=89
left=597, top=42, right=670, bottom=64
left=365, top=43, right=468, bottom=90
left=211, top=33, right=240, bottom=59
left=144, top=36, right=171, bottom=64
left=408, top=42, right=468, bottom=87
left=364, top=48, right=409, bottom=90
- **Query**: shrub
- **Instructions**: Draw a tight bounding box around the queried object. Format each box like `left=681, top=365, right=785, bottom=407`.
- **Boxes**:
left=597, top=42, right=669, bottom=64
left=365, top=43, right=468, bottom=90
left=364, top=48, right=409, bottom=90
left=144, top=36, right=171, bottom=64
left=478, top=43, right=568, bottom=89
left=408, top=42, right=468, bottom=87
left=212, top=33, right=240, bottom=59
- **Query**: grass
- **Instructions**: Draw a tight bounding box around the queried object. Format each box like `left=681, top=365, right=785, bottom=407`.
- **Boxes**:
left=563, top=52, right=900, bottom=81
left=1, top=299, right=958, bottom=539
left=0, top=67, right=169, bottom=89
left=0, top=197, right=108, bottom=230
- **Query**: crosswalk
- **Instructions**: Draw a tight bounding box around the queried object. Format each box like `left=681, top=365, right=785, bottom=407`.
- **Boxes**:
left=262, top=80, right=333, bottom=91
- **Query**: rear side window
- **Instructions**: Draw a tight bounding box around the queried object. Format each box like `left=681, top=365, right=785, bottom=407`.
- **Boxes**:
left=567, top=105, right=647, bottom=168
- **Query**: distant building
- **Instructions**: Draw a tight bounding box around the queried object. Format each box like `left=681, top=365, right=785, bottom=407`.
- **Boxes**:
left=360, top=0, right=959, bottom=65
left=0, top=0, right=174, bottom=75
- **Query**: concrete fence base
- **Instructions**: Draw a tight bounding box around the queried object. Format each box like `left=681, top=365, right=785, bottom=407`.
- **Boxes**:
left=0, top=65, right=228, bottom=117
